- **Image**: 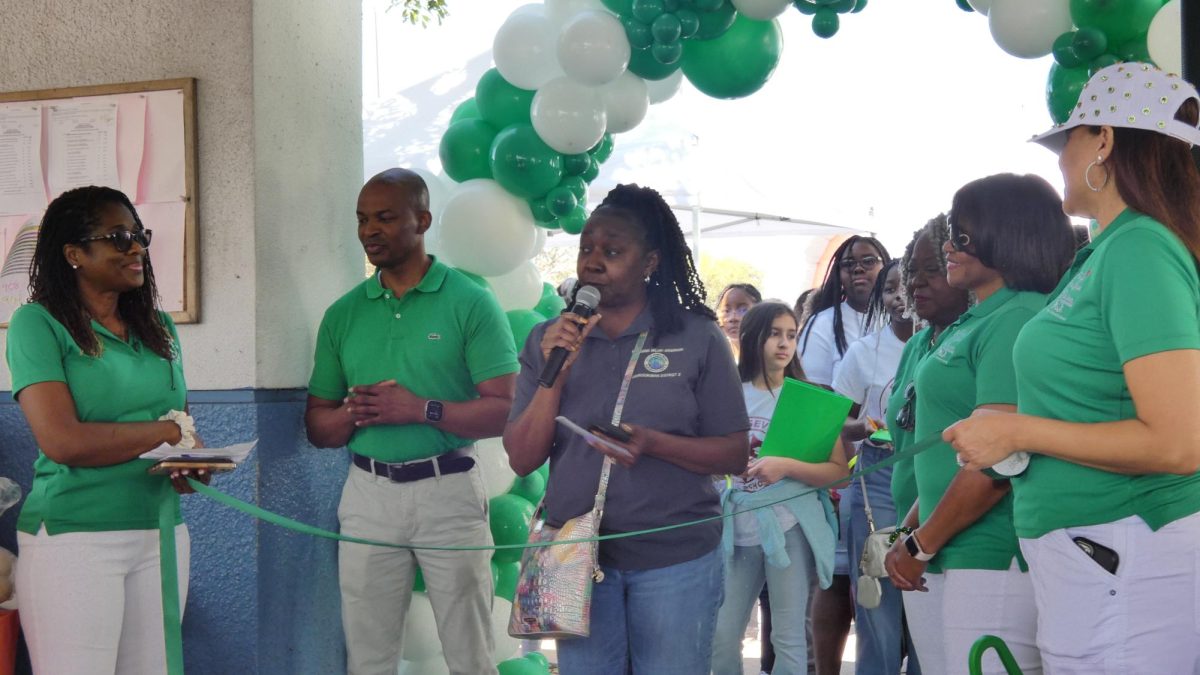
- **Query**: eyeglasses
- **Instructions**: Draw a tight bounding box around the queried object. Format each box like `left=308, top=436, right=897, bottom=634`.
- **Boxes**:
left=895, top=382, right=916, bottom=432
left=77, top=229, right=153, bottom=253
left=839, top=255, right=882, bottom=271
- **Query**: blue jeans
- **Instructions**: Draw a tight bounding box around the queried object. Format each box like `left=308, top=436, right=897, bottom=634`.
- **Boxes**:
left=843, top=443, right=920, bottom=675
left=556, top=545, right=724, bottom=674
left=712, top=525, right=815, bottom=675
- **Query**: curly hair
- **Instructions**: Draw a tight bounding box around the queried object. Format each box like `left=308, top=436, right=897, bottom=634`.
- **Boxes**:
left=592, top=184, right=715, bottom=336
left=28, top=186, right=174, bottom=359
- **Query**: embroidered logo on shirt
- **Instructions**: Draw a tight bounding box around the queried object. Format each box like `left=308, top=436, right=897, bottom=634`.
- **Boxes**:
left=1047, top=269, right=1093, bottom=320
left=932, top=327, right=974, bottom=364
left=643, top=352, right=670, bottom=373
left=427, top=333, right=441, bottom=341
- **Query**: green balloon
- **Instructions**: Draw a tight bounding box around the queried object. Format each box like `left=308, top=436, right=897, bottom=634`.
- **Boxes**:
left=652, top=13, right=683, bottom=43
left=529, top=197, right=555, bottom=224
left=1072, top=27, right=1109, bottom=61
left=653, top=40, right=684, bottom=65
left=682, top=15, right=784, bottom=99
left=546, top=186, right=579, bottom=217
left=580, top=156, right=600, bottom=183
left=557, top=207, right=588, bottom=235
left=456, top=268, right=491, bottom=289
left=509, top=470, right=547, bottom=504
left=1089, top=53, right=1121, bottom=73
left=602, top=0, right=635, bottom=14
left=536, top=461, right=550, bottom=484
left=534, top=284, right=567, bottom=316
left=450, top=97, right=479, bottom=124
left=560, top=175, right=588, bottom=202
left=1116, top=36, right=1151, bottom=63
left=525, top=652, right=551, bottom=669
left=1052, top=32, right=1085, bottom=68
left=1047, top=62, right=1091, bottom=124
left=507, top=309, right=546, bottom=350
left=490, top=124, right=565, bottom=200
left=497, top=658, right=543, bottom=675
left=812, top=9, right=840, bottom=39
left=476, top=68, right=535, bottom=130
left=852, top=0, right=868, bottom=12
left=588, top=134, right=615, bottom=163
left=664, top=0, right=681, bottom=10
left=956, top=0, right=972, bottom=10
left=794, top=0, right=819, bottom=15
left=1069, top=0, right=1163, bottom=47
left=412, top=566, right=426, bottom=592
left=632, top=0, right=666, bottom=23
left=623, top=16, right=654, bottom=49
left=628, top=44, right=683, bottom=80
left=439, top=119, right=498, bottom=183
left=489, top=493, right=536, bottom=564
left=693, top=1, right=736, bottom=40
left=563, top=153, right=592, bottom=176
left=693, top=0, right=724, bottom=11
left=677, top=9, right=700, bottom=38
left=494, top=561, right=521, bottom=601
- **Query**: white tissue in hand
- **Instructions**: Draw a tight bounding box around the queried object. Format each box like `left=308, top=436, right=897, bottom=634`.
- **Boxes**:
left=158, top=410, right=196, bottom=450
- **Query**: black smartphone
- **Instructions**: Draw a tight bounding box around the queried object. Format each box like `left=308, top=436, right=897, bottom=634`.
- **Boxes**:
left=588, top=421, right=631, bottom=444
left=1073, top=536, right=1119, bottom=574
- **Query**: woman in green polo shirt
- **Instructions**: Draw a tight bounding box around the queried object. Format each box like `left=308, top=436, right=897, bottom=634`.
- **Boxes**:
left=5, top=186, right=198, bottom=674
left=949, top=64, right=1200, bottom=673
left=886, top=173, right=1075, bottom=674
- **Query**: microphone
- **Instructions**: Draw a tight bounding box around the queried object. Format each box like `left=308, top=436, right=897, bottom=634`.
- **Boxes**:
left=538, top=285, right=602, bottom=388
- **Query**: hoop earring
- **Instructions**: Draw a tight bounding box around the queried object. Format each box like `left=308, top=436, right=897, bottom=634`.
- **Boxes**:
left=1085, top=156, right=1109, bottom=192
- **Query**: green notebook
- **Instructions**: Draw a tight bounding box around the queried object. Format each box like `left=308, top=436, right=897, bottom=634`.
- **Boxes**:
left=758, top=377, right=853, bottom=463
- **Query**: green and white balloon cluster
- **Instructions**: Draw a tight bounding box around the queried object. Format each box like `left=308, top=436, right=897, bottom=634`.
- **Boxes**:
left=959, top=0, right=1183, bottom=124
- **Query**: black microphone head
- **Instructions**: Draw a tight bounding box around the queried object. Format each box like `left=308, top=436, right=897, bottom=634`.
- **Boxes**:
left=573, top=285, right=601, bottom=311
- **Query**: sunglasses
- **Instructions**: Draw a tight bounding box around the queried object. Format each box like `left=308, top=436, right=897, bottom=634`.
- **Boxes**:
left=839, top=255, right=882, bottom=271
left=895, top=382, right=916, bottom=432
left=77, top=229, right=153, bottom=253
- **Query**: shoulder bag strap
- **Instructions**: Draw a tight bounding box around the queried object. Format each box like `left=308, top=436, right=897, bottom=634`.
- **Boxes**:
left=593, top=330, right=649, bottom=517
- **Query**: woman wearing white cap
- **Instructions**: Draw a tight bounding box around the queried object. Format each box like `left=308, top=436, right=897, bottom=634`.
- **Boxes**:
left=948, top=62, right=1200, bottom=673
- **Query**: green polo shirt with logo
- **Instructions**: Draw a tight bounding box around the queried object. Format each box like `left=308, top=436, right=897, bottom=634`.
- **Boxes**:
left=912, top=287, right=1044, bottom=572
left=6, top=302, right=186, bottom=535
left=308, top=257, right=519, bottom=463
left=887, top=325, right=934, bottom=528
left=1012, top=210, right=1200, bottom=538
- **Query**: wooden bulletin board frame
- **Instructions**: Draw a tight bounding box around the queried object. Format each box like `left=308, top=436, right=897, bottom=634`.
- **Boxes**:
left=0, top=77, right=199, bottom=324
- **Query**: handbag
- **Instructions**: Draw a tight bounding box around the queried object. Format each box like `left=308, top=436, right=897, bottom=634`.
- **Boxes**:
left=857, top=472, right=894, bottom=609
left=507, top=332, right=648, bottom=639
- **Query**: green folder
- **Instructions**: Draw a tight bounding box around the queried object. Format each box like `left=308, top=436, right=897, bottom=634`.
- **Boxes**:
left=758, top=378, right=853, bottom=463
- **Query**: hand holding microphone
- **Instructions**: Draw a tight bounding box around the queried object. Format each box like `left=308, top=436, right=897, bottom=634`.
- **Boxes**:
left=539, top=285, right=602, bottom=388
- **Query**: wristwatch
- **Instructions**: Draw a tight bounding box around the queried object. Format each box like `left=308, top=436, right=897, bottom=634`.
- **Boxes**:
left=903, top=532, right=935, bottom=562
left=424, top=399, right=444, bottom=423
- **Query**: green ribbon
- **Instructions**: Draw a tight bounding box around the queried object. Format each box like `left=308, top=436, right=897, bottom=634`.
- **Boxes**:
left=157, top=433, right=942, bottom=671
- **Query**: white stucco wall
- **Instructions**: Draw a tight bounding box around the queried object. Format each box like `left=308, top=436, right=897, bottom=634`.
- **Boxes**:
left=0, top=0, right=362, bottom=390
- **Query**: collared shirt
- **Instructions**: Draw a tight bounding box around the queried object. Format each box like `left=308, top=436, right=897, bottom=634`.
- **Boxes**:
left=308, top=257, right=518, bottom=462
left=509, top=305, right=748, bottom=571
left=885, top=325, right=935, bottom=528
left=1012, top=209, right=1200, bottom=538
left=6, top=303, right=186, bottom=534
left=912, top=287, right=1045, bottom=572
left=800, top=302, right=868, bottom=387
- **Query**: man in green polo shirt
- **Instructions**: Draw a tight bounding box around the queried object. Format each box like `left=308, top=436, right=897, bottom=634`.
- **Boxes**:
left=305, top=169, right=518, bottom=675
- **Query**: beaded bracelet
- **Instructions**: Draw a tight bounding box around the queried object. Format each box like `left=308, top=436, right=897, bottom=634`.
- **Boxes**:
left=888, top=526, right=914, bottom=545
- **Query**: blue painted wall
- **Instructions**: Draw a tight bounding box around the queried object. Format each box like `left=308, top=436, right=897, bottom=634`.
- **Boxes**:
left=0, top=389, right=348, bottom=675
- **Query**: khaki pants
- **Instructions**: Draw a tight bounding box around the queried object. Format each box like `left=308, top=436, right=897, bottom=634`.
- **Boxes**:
left=338, top=461, right=497, bottom=675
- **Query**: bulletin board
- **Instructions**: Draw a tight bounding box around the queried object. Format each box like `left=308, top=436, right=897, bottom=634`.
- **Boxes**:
left=0, top=78, right=199, bottom=326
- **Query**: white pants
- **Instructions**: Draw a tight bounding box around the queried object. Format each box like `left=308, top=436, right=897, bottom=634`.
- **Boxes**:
left=338, top=463, right=497, bottom=675
left=16, top=524, right=190, bottom=675
left=1020, top=512, right=1200, bottom=675
left=942, top=562, right=1041, bottom=675
left=903, top=571, right=945, bottom=675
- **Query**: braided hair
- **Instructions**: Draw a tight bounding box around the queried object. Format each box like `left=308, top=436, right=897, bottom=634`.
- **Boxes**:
left=28, top=186, right=175, bottom=359
left=800, top=235, right=890, bottom=357
left=863, top=258, right=902, bottom=330
left=715, top=282, right=762, bottom=308
left=901, top=214, right=950, bottom=311
left=592, top=184, right=715, bottom=336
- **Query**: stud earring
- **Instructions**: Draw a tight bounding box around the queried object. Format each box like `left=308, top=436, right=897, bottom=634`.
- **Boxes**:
left=71, top=264, right=79, bottom=269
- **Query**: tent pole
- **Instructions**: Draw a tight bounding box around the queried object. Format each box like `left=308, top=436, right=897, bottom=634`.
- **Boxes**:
left=692, top=205, right=702, bottom=269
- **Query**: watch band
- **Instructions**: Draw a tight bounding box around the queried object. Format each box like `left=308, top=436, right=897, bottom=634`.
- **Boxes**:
left=903, top=532, right=935, bottom=562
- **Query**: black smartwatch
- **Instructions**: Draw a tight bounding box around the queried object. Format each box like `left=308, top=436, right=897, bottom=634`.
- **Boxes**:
left=424, top=399, right=444, bottom=423
left=903, top=532, right=935, bottom=562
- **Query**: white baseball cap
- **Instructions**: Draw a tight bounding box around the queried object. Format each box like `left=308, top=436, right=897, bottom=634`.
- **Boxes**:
left=1030, top=62, right=1200, bottom=154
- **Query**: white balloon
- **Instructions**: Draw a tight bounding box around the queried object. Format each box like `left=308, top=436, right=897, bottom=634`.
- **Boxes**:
left=646, top=69, right=684, bottom=104
left=556, top=10, right=631, bottom=87
left=529, top=227, right=548, bottom=258
left=397, top=656, right=450, bottom=675
left=601, top=71, right=649, bottom=134
left=966, top=0, right=991, bottom=15
left=532, top=77, right=608, bottom=154
left=545, top=0, right=607, bottom=28
left=485, top=261, right=543, bottom=312
left=400, top=593, right=442, bottom=662
left=731, top=0, right=792, bottom=20
left=475, top=437, right=517, bottom=500
left=987, top=0, right=1072, bottom=59
left=1147, top=0, right=1182, bottom=76
left=438, top=179, right=537, bottom=277
left=494, top=7, right=564, bottom=90
left=490, top=598, right=521, bottom=661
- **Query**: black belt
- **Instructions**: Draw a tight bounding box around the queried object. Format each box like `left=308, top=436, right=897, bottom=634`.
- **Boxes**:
left=351, top=448, right=475, bottom=483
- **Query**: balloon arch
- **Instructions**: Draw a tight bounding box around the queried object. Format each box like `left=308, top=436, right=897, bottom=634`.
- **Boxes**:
left=400, top=1, right=1185, bottom=672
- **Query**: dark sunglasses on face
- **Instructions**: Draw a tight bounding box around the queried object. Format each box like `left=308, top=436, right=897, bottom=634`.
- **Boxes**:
left=895, top=382, right=916, bottom=432
left=77, top=229, right=153, bottom=253
left=839, top=255, right=882, bottom=271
